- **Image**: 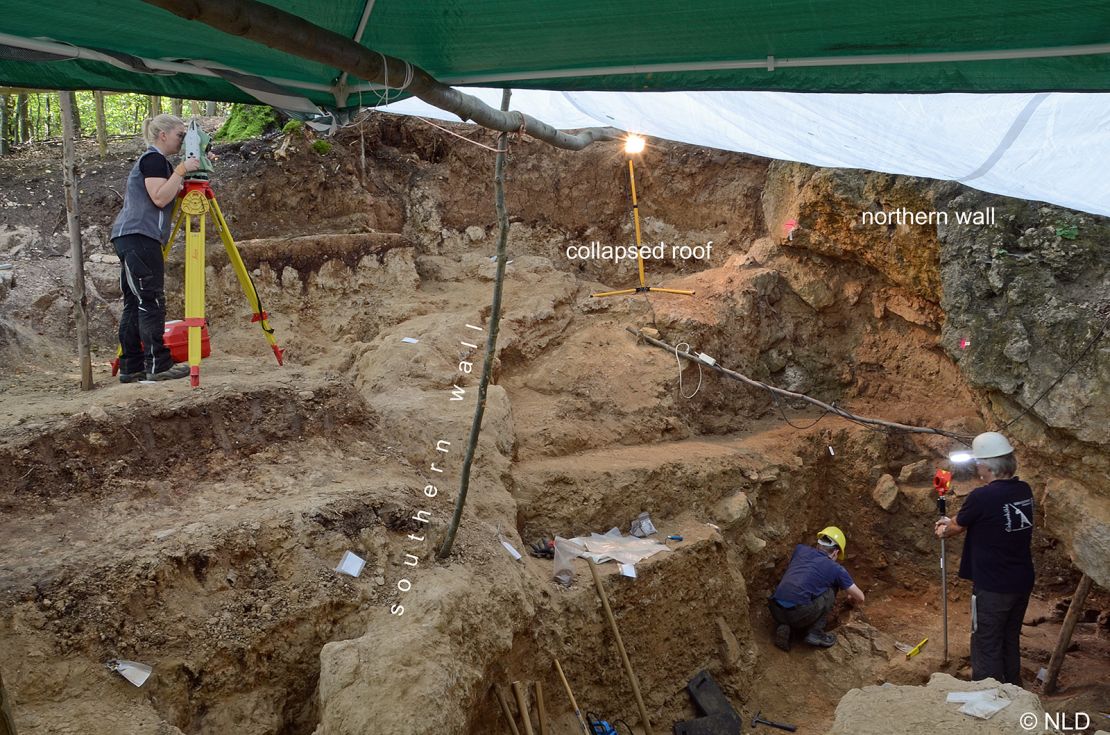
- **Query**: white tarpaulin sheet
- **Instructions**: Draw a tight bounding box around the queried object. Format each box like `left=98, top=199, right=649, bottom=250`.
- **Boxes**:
left=568, top=527, right=671, bottom=565
left=381, top=90, right=1110, bottom=217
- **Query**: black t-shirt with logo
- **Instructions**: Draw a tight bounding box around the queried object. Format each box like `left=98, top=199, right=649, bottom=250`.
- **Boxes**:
left=138, top=150, right=173, bottom=179
left=956, top=477, right=1035, bottom=593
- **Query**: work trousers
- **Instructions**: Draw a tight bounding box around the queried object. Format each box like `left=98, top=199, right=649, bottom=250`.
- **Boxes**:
left=971, top=586, right=1031, bottom=686
left=113, top=234, right=173, bottom=375
left=768, top=587, right=835, bottom=632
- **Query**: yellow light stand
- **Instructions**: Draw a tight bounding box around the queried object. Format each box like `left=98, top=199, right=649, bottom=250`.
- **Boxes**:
left=591, top=137, right=695, bottom=299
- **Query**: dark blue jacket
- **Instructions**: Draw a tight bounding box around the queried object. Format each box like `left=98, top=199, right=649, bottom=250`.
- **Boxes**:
left=773, top=544, right=854, bottom=605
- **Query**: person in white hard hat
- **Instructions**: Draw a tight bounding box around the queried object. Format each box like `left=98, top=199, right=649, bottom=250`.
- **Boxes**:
left=935, top=432, right=1035, bottom=686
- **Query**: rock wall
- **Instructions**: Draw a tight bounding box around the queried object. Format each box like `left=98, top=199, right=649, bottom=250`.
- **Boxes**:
left=763, top=162, right=1110, bottom=588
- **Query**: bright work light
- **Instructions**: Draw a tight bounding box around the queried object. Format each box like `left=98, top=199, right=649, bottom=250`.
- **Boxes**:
left=624, top=134, right=646, bottom=154
left=949, top=451, right=974, bottom=463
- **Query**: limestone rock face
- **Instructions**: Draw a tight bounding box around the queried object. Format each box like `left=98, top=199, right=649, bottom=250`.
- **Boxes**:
left=898, top=459, right=932, bottom=484
left=834, top=675, right=1056, bottom=735
left=830, top=673, right=1058, bottom=735
left=937, top=190, right=1109, bottom=447
left=872, top=474, right=900, bottom=512
left=762, top=162, right=946, bottom=298
left=1045, top=477, right=1110, bottom=588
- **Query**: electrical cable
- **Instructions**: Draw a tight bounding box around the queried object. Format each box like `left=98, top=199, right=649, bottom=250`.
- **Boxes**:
left=764, top=385, right=830, bottom=429
left=412, top=116, right=502, bottom=152
left=631, top=327, right=973, bottom=442
left=674, top=341, right=703, bottom=398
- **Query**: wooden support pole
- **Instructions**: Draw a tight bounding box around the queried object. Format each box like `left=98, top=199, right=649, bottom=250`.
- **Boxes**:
left=59, top=91, right=93, bottom=391
left=1043, top=573, right=1093, bottom=695
left=437, top=88, right=513, bottom=559
left=554, top=659, right=591, bottom=735
left=511, top=681, right=536, bottom=735
left=495, top=685, right=522, bottom=735
left=534, top=681, right=548, bottom=735
left=587, top=558, right=653, bottom=735
left=93, top=91, right=108, bottom=159
left=0, top=669, right=17, bottom=735
left=628, top=327, right=972, bottom=442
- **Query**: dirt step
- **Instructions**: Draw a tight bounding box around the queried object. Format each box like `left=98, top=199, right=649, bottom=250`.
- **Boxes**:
left=0, top=372, right=377, bottom=506
left=513, top=424, right=809, bottom=539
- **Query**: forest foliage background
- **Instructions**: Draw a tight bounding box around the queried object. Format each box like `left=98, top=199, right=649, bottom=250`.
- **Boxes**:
left=0, top=91, right=233, bottom=151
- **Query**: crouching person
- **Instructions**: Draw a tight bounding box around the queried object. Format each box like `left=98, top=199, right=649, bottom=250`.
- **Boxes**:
left=768, top=526, right=865, bottom=651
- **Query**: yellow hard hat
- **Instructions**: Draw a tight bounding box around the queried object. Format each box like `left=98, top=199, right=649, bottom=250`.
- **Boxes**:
left=817, top=526, right=847, bottom=560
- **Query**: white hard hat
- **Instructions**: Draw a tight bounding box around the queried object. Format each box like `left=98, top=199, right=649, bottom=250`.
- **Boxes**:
left=972, top=432, right=1014, bottom=459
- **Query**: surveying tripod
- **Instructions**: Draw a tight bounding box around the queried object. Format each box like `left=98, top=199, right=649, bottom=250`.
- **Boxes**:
left=163, top=177, right=284, bottom=387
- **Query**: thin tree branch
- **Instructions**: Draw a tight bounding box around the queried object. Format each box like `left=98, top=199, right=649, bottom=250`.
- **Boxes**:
left=140, top=0, right=620, bottom=150
left=627, top=326, right=973, bottom=443
left=438, top=89, right=513, bottom=560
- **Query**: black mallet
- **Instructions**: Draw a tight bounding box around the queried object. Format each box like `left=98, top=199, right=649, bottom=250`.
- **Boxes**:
left=752, top=711, right=796, bottom=732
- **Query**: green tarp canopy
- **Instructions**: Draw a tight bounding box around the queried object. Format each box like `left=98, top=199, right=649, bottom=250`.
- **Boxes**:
left=1, top=0, right=1109, bottom=113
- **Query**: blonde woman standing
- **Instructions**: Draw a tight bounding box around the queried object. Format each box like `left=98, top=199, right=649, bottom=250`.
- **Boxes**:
left=110, top=113, right=199, bottom=382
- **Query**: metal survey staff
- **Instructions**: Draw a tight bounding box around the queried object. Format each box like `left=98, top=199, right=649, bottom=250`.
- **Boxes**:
left=935, top=431, right=1035, bottom=686
left=109, top=113, right=199, bottom=383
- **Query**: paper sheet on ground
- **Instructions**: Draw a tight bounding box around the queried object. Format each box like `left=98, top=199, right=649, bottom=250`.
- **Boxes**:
left=567, top=527, right=671, bottom=565
left=946, top=689, right=1012, bottom=719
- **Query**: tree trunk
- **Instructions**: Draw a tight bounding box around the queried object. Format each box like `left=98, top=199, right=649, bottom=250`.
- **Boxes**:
left=59, top=91, right=94, bottom=391
left=69, top=94, right=82, bottom=137
left=149, top=95, right=162, bottom=117
left=205, top=100, right=217, bottom=116
left=94, top=91, right=108, bottom=158
left=438, top=89, right=513, bottom=560
left=171, top=98, right=183, bottom=117
left=141, top=0, right=617, bottom=150
left=45, top=93, right=51, bottom=138
left=190, top=100, right=202, bottom=116
left=0, top=668, right=17, bottom=735
left=0, top=95, right=9, bottom=155
left=17, top=94, right=29, bottom=143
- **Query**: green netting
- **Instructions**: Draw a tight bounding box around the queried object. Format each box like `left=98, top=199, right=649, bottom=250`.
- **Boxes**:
left=2, top=0, right=1109, bottom=111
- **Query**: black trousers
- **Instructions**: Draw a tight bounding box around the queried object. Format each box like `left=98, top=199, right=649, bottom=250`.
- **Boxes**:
left=113, top=234, right=173, bottom=375
left=971, top=586, right=1031, bottom=686
left=769, top=587, right=835, bottom=632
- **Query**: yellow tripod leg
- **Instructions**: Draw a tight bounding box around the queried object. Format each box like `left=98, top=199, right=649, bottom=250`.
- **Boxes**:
left=209, top=196, right=284, bottom=365
left=181, top=190, right=209, bottom=387
left=163, top=198, right=184, bottom=261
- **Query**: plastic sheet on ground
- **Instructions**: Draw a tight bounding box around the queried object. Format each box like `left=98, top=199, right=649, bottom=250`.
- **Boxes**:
left=552, top=528, right=670, bottom=585
left=571, top=527, right=671, bottom=565
left=106, top=659, right=152, bottom=687
left=946, top=689, right=1012, bottom=720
